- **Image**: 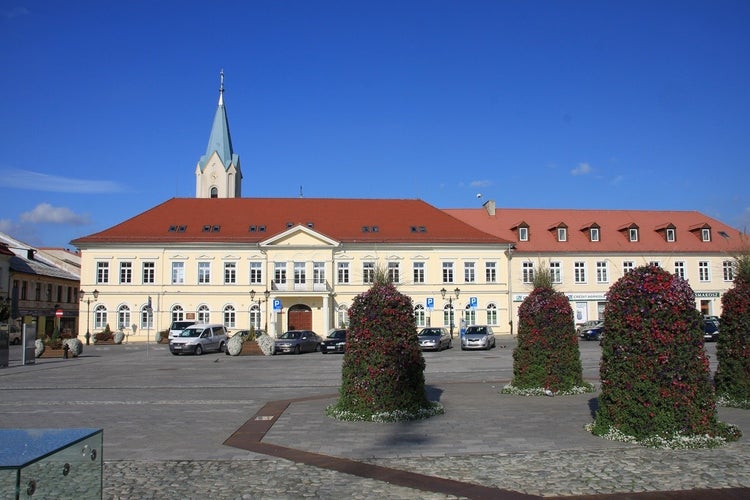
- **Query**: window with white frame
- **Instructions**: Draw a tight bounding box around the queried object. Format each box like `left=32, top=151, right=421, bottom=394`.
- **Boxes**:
left=590, top=227, right=600, bottom=242
left=519, top=226, right=529, bottom=241
left=574, top=262, right=586, bottom=283
left=485, top=262, right=497, bottom=283
left=117, top=305, right=131, bottom=331
left=443, top=303, right=454, bottom=329
left=225, top=305, right=237, bottom=329
left=197, top=304, right=210, bottom=323
left=337, top=262, right=350, bottom=284
left=522, top=262, right=534, bottom=284
left=294, top=262, right=306, bottom=286
left=699, top=261, right=710, bottom=282
left=94, top=304, right=108, bottom=330
left=442, top=262, right=454, bottom=283
left=464, top=262, right=475, bottom=283
left=119, top=262, right=132, bottom=284
left=337, top=304, right=349, bottom=328
left=171, top=262, right=185, bottom=284
left=250, top=262, right=263, bottom=284
left=96, top=262, right=109, bottom=284
left=171, top=305, right=185, bottom=323
left=414, top=304, right=426, bottom=327
left=486, top=303, right=497, bottom=325
left=557, top=227, right=567, bottom=242
left=198, top=262, right=211, bottom=284
left=550, top=261, right=562, bottom=283
left=224, top=262, right=237, bottom=284
left=313, top=262, right=325, bottom=285
left=596, top=261, right=609, bottom=283
left=674, top=261, right=686, bottom=280
left=413, top=262, right=425, bottom=284
left=649, top=261, right=660, bottom=268
left=464, top=304, right=476, bottom=327
left=142, top=262, right=155, bottom=284
left=701, top=228, right=711, bottom=242
left=623, top=261, right=635, bottom=274
left=629, top=228, right=638, bottom=242
left=388, top=262, right=400, bottom=283
left=274, top=262, right=287, bottom=284
left=140, top=305, right=153, bottom=329
left=723, top=260, right=735, bottom=282
left=666, top=228, right=676, bottom=242
left=363, top=262, right=375, bottom=284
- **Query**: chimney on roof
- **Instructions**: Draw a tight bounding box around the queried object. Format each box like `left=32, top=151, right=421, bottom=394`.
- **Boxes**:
left=483, top=199, right=496, bottom=216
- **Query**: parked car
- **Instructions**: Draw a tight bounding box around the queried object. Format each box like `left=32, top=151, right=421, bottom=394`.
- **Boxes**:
left=580, top=321, right=605, bottom=341
left=461, top=325, right=496, bottom=350
left=321, top=329, right=347, bottom=354
left=169, top=323, right=227, bottom=355
left=168, top=320, right=196, bottom=340
left=274, top=330, right=322, bottom=354
left=231, top=329, right=265, bottom=340
left=576, top=320, right=600, bottom=336
left=703, top=319, right=719, bottom=342
left=417, top=327, right=452, bottom=351
left=9, top=326, right=21, bottom=345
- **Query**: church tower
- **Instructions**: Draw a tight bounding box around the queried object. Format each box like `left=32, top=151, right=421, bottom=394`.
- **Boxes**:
left=195, top=71, right=242, bottom=198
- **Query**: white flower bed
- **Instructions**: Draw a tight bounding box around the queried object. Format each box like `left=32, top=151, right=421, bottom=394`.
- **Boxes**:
left=501, top=383, right=595, bottom=396
left=255, top=333, right=275, bottom=356
left=583, top=422, right=739, bottom=449
left=326, top=401, right=444, bottom=422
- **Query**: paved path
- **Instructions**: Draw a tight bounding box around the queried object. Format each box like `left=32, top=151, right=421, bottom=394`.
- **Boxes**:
left=1, top=340, right=749, bottom=498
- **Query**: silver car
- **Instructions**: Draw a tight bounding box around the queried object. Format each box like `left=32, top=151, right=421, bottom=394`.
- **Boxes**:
left=461, top=325, right=496, bottom=350
left=169, top=324, right=227, bottom=355
left=417, top=327, right=452, bottom=351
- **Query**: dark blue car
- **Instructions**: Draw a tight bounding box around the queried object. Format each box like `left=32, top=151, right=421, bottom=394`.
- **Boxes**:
left=579, top=322, right=604, bottom=341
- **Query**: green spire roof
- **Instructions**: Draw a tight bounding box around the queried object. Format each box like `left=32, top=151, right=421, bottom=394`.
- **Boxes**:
left=198, top=70, right=239, bottom=170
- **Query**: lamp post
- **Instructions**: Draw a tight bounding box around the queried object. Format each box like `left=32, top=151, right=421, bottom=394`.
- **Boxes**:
left=79, top=289, right=99, bottom=345
left=440, top=287, right=461, bottom=337
left=263, top=289, right=270, bottom=334
left=250, top=289, right=272, bottom=334
left=249, top=289, right=260, bottom=331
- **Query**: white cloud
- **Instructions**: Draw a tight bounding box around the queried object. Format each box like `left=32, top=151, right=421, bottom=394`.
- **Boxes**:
left=0, top=168, right=123, bottom=193
left=470, top=180, right=492, bottom=188
left=19, top=203, right=90, bottom=226
left=570, top=162, right=593, bottom=176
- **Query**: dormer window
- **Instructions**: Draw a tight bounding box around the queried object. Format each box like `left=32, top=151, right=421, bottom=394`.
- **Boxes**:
left=666, top=228, right=676, bottom=242
left=629, top=228, right=639, bottom=242
left=519, top=226, right=529, bottom=242
left=702, top=228, right=711, bottom=242
left=557, top=227, right=567, bottom=242
left=590, top=227, right=600, bottom=242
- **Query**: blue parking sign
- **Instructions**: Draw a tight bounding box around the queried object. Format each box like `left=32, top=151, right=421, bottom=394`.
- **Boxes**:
left=469, top=297, right=478, bottom=309
left=426, top=297, right=434, bottom=310
left=273, top=299, right=282, bottom=311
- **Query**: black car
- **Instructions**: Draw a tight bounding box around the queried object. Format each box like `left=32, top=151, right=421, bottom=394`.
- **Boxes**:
left=321, top=329, right=347, bottom=354
left=579, top=322, right=604, bottom=341
left=703, top=320, right=719, bottom=342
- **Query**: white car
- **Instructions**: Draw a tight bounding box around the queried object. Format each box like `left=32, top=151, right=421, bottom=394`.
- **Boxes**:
left=461, top=325, right=496, bottom=350
left=169, top=324, right=227, bottom=355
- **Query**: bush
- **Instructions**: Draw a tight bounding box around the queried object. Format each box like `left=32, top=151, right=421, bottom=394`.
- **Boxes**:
left=327, top=275, right=442, bottom=421
left=94, top=331, right=113, bottom=343
left=591, top=265, right=740, bottom=446
left=507, top=285, right=590, bottom=394
left=714, top=253, right=750, bottom=408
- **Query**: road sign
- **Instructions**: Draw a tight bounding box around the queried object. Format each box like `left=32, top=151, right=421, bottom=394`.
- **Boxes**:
left=469, top=297, right=478, bottom=309
left=55, top=309, right=63, bottom=317
left=426, top=297, right=434, bottom=310
left=273, top=299, right=282, bottom=311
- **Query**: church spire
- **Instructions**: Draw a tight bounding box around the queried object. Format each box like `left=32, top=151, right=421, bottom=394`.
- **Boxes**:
left=198, top=70, right=236, bottom=171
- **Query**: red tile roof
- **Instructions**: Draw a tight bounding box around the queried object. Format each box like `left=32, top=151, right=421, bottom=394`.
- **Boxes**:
left=446, top=207, right=746, bottom=254
left=71, top=198, right=510, bottom=246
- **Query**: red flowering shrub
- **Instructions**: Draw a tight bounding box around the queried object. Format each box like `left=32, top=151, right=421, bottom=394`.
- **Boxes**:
left=714, top=256, right=750, bottom=407
left=327, top=278, right=436, bottom=421
left=511, top=286, right=588, bottom=393
left=592, top=265, right=739, bottom=443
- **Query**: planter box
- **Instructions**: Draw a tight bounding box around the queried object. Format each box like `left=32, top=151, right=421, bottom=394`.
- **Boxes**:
left=240, top=341, right=264, bottom=356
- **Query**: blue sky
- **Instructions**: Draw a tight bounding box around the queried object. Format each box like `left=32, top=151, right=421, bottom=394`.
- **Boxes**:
left=1, top=0, right=749, bottom=249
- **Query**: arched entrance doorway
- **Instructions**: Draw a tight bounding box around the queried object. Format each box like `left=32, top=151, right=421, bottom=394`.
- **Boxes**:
left=288, top=304, right=312, bottom=331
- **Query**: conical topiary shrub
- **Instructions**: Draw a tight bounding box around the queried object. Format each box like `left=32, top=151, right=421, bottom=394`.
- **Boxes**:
left=504, top=264, right=592, bottom=395
left=591, top=265, right=740, bottom=447
left=326, top=273, right=442, bottom=421
left=714, top=252, right=750, bottom=408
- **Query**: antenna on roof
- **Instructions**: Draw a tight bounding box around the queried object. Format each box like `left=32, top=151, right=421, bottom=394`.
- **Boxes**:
left=299, top=185, right=303, bottom=198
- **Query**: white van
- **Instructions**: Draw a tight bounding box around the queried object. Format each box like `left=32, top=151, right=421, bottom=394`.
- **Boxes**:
left=168, top=320, right=196, bottom=340
left=169, top=324, right=227, bottom=355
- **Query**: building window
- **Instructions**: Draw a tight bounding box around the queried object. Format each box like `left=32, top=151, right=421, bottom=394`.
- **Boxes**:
left=629, top=228, right=638, bottom=242
left=313, top=262, right=325, bottom=286
left=96, top=262, right=109, bottom=284
left=596, top=261, right=608, bottom=284
left=197, top=304, right=210, bottom=324
left=94, top=305, right=108, bottom=330
left=140, top=305, right=153, bottom=329
left=249, top=304, right=260, bottom=330
left=363, top=262, right=375, bottom=284
left=699, top=261, right=710, bottom=282
left=649, top=261, right=660, bottom=268
left=388, top=262, right=400, bottom=283
left=464, top=262, right=475, bottom=283
left=723, top=260, right=735, bottom=282
left=486, top=303, right=498, bottom=326
left=485, top=262, right=497, bottom=283
left=574, top=262, right=586, bottom=284
left=666, top=228, right=676, bottom=242
left=294, top=262, right=306, bottom=287
left=171, top=305, right=185, bottom=323
left=117, top=305, right=131, bottom=331
left=414, top=304, right=426, bottom=327
left=623, top=261, right=634, bottom=274
left=413, top=262, right=425, bottom=284
left=225, top=305, right=237, bottom=329
left=442, top=262, right=454, bottom=283
left=464, top=304, right=476, bottom=327
left=224, top=262, right=237, bottom=284
left=198, top=262, right=211, bottom=284
left=674, top=261, right=686, bottom=280
left=519, top=226, right=529, bottom=242
left=443, top=303, right=454, bottom=330
left=702, top=228, right=711, bottom=242
left=274, top=262, right=287, bottom=285
left=250, top=262, right=263, bottom=284
left=590, top=227, right=600, bottom=242
left=171, top=262, right=185, bottom=284
left=522, top=262, right=534, bottom=284
left=119, top=262, right=132, bottom=284
left=337, top=262, right=350, bottom=284
left=557, top=227, right=567, bottom=242
left=337, top=304, right=349, bottom=328
left=142, top=262, right=155, bottom=284
left=550, top=261, right=562, bottom=283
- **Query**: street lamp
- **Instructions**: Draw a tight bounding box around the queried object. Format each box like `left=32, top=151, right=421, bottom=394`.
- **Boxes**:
left=79, top=289, right=99, bottom=345
left=440, top=287, right=461, bottom=337
left=250, top=289, right=272, bottom=334
left=249, top=289, right=260, bottom=331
